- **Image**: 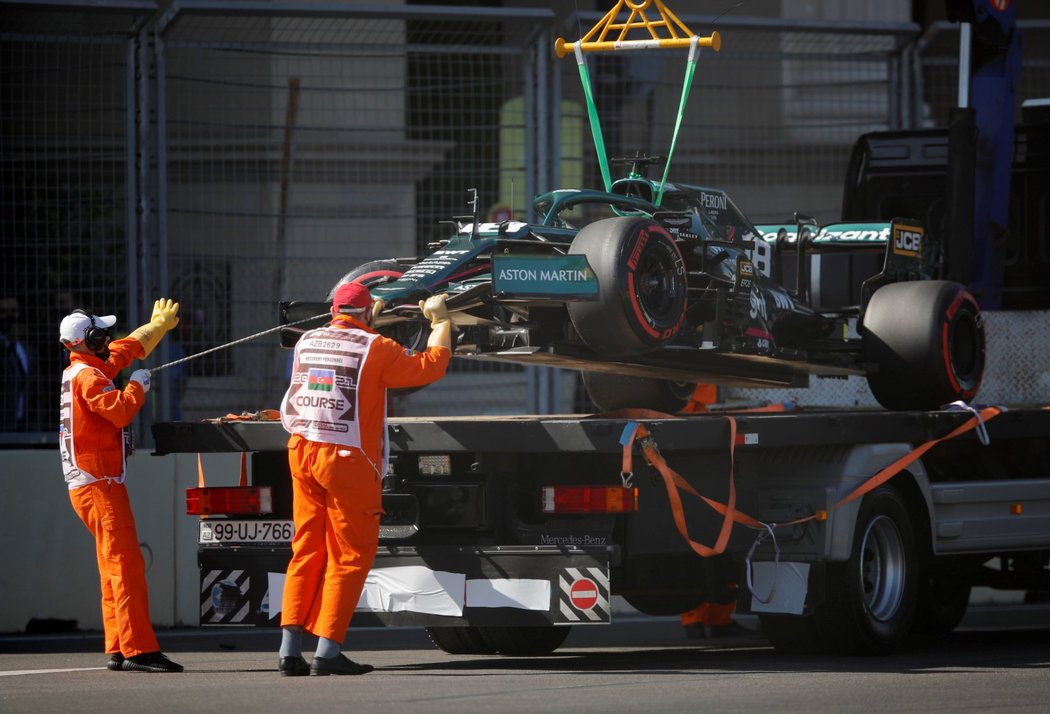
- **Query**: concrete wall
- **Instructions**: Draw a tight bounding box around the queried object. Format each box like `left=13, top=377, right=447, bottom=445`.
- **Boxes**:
left=0, top=449, right=243, bottom=634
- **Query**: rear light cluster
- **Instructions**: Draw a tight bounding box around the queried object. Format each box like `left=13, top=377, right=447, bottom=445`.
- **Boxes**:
left=542, top=486, right=639, bottom=514
left=186, top=486, right=273, bottom=516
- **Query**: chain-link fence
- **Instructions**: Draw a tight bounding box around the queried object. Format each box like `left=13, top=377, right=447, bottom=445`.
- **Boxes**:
left=4, top=3, right=1044, bottom=444
left=1, top=4, right=152, bottom=443
left=153, top=4, right=557, bottom=421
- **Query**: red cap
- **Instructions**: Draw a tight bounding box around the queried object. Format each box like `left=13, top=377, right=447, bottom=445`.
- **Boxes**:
left=331, top=282, right=372, bottom=314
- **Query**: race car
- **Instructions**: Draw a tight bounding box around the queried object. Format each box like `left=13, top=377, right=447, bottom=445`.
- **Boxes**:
left=280, top=5, right=985, bottom=414
left=280, top=154, right=985, bottom=413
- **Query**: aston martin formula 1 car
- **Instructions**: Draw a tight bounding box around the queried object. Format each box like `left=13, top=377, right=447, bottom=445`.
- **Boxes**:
left=281, top=7, right=985, bottom=414
left=281, top=155, right=985, bottom=413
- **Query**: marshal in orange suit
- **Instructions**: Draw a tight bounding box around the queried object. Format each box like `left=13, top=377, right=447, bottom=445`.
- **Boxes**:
left=277, top=282, right=452, bottom=676
left=59, top=300, right=183, bottom=673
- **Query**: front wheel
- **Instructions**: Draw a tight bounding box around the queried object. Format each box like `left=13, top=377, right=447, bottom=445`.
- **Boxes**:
left=862, top=280, right=985, bottom=410
left=567, top=217, right=687, bottom=357
left=425, top=626, right=497, bottom=655
left=329, top=260, right=428, bottom=352
left=813, top=485, right=918, bottom=655
left=476, top=626, right=571, bottom=656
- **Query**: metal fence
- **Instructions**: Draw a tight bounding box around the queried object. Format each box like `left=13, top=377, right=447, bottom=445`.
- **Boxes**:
left=1, top=3, right=153, bottom=442
left=3, top=2, right=1043, bottom=444
left=153, top=3, right=557, bottom=422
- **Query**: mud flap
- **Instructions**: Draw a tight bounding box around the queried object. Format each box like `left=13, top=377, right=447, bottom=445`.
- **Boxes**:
left=197, top=545, right=611, bottom=628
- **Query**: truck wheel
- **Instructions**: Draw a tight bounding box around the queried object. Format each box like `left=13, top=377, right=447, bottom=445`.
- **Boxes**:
left=582, top=371, right=694, bottom=413
left=476, top=626, right=571, bottom=656
left=424, top=626, right=496, bottom=655
left=862, top=280, right=984, bottom=410
left=814, top=485, right=918, bottom=655
left=328, top=260, right=428, bottom=352
left=567, top=217, right=687, bottom=357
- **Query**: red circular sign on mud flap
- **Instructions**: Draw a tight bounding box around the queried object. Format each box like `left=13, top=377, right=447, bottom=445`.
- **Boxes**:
left=569, top=577, right=599, bottom=610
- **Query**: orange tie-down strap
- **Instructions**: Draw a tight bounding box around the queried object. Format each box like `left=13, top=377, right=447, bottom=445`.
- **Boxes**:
left=620, top=406, right=1002, bottom=557
left=195, top=410, right=279, bottom=487
left=197, top=452, right=249, bottom=488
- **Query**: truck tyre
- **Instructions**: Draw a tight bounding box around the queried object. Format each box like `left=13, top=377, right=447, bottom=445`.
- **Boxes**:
left=328, top=259, right=430, bottom=348
left=424, top=626, right=497, bottom=655
left=476, top=626, right=571, bottom=656
left=813, top=485, right=918, bottom=655
left=567, top=217, right=687, bottom=357
left=582, top=371, right=694, bottom=414
left=862, top=280, right=984, bottom=410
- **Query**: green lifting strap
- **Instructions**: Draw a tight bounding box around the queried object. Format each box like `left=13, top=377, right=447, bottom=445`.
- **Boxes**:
left=573, top=43, right=613, bottom=192
left=656, top=35, right=700, bottom=207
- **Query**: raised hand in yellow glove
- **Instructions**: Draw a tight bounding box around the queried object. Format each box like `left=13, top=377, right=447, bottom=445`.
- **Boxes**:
left=151, top=298, right=180, bottom=332
left=130, top=297, right=181, bottom=359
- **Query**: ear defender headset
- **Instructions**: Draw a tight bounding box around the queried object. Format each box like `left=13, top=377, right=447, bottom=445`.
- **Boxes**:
left=73, top=308, right=109, bottom=352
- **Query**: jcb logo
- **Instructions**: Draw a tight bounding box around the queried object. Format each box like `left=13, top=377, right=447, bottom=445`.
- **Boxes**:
left=893, top=227, right=922, bottom=256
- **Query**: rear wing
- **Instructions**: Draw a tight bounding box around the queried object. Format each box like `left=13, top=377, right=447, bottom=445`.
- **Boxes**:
left=752, top=219, right=933, bottom=310
left=753, top=222, right=893, bottom=246
left=555, top=0, right=720, bottom=203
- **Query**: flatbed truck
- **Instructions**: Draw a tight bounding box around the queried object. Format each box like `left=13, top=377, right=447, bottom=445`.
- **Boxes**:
left=153, top=402, right=1050, bottom=656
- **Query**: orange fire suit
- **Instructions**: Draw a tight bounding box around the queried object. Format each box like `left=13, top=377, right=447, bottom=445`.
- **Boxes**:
left=280, top=314, right=450, bottom=642
left=61, top=336, right=160, bottom=658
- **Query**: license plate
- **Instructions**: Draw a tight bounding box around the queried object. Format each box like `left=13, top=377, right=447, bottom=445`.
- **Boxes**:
left=198, top=519, right=294, bottom=545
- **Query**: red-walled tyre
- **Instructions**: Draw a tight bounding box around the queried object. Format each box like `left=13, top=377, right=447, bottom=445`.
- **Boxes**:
left=329, top=260, right=428, bottom=352
left=567, top=217, right=687, bottom=357
left=862, top=280, right=985, bottom=411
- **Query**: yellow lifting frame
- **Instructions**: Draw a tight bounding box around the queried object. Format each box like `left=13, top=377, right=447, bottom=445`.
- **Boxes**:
left=554, top=0, right=721, bottom=58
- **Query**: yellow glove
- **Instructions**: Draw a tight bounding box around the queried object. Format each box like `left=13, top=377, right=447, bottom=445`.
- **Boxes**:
left=371, top=298, right=385, bottom=325
left=151, top=298, right=180, bottom=332
left=129, top=297, right=180, bottom=359
left=418, top=294, right=450, bottom=327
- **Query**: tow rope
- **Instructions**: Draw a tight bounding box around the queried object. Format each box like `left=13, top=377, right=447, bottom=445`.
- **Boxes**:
left=150, top=312, right=329, bottom=373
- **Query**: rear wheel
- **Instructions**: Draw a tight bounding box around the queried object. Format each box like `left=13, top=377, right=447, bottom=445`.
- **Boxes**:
left=476, top=626, right=571, bottom=656
left=567, top=217, right=687, bottom=357
left=582, top=372, right=694, bottom=414
left=424, top=626, right=497, bottom=655
left=862, top=280, right=985, bottom=410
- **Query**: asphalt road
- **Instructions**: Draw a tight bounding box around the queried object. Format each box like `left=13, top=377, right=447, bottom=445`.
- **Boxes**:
left=2, top=606, right=1049, bottom=714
